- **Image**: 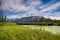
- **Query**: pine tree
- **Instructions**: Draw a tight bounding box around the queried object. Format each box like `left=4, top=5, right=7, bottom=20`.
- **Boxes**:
left=0, top=1, right=2, bottom=23
left=5, top=15, right=6, bottom=22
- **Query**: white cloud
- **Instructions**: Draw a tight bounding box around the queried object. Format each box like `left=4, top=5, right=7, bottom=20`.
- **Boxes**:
left=49, top=16, right=60, bottom=20
left=1, top=0, right=60, bottom=20
left=53, top=12, right=60, bottom=17
left=7, top=15, right=21, bottom=19
left=40, top=2, right=60, bottom=13
left=2, top=0, right=28, bottom=12
left=30, top=1, right=42, bottom=6
left=44, top=12, right=60, bottom=20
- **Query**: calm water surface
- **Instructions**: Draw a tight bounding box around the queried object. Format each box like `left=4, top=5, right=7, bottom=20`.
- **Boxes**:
left=23, top=25, right=60, bottom=34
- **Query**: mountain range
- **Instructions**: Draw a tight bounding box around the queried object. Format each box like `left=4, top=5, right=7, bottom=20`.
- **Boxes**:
left=9, top=16, right=48, bottom=22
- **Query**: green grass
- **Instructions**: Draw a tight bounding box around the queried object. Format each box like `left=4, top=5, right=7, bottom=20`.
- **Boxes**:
left=0, top=22, right=60, bottom=40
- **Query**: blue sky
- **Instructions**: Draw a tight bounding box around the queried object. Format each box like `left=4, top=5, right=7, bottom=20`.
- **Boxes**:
left=1, top=0, right=60, bottom=20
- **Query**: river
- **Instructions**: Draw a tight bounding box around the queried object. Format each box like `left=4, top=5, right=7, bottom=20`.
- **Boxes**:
left=22, top=25, right=60, bottom=35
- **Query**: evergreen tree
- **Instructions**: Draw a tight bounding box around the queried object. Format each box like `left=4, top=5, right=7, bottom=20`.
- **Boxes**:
left=0, top=1, right=2, bottom=23
left=4, top=15, right=7, bottom=22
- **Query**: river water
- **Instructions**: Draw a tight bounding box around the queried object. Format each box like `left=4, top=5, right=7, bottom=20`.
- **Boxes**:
left=22, top=25, right=60, bottom=35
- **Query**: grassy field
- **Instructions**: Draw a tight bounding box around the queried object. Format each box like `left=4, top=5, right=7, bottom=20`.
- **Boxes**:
left=0, top=22, right=60, bottom=40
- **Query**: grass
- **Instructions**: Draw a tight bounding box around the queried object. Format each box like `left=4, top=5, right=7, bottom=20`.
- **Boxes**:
left=0, top=22, right=60, bottom=40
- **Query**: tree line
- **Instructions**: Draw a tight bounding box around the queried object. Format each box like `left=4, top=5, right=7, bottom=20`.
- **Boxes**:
left=16, top=17, right=60, bottom=26
left=0, top=1, right=7, bottom=26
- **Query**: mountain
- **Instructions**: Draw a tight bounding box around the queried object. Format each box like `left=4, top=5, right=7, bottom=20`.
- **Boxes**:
left=9, top=16, right=48, bottom=22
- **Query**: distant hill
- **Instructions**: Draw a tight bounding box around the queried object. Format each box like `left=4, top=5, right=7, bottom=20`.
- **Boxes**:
left=9, top=16, right=60, bottom=26
left=9, top=16, right=48, bottom=22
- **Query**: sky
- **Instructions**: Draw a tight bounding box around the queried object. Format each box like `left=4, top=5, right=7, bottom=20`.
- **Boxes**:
left=1, top=0, right=60, bottom=20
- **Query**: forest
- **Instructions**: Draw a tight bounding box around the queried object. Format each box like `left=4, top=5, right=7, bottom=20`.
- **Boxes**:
left=15, top=16, right=60, bottom=26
